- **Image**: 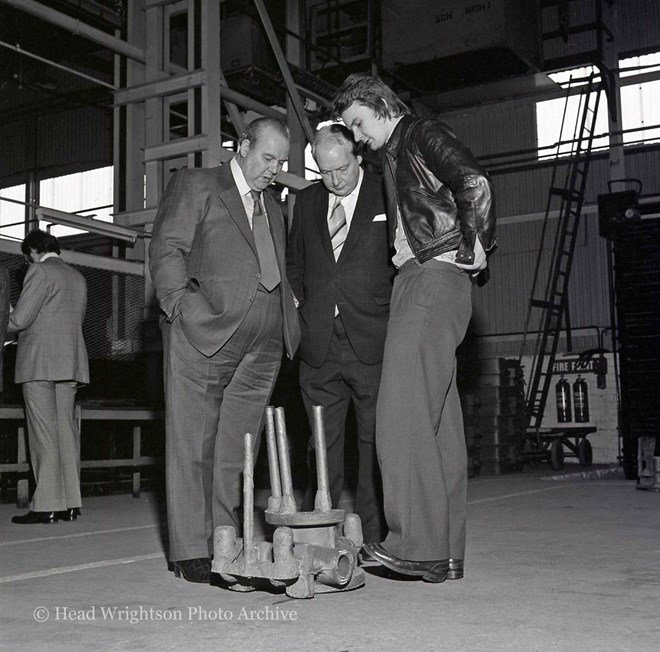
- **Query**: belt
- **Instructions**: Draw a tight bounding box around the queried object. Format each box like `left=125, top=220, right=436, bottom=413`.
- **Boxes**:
left=398, top=258, right=421, bottom=273
left=399, top=258, right=459, bottom=274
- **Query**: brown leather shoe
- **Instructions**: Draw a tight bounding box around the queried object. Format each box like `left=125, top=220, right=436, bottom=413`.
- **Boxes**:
left=448, top=558, right=464, bottom=580
left=172, top=558, right=211, bottom=583
left=358, top=545, right=378, bottom=565
left=363, top=543, right=449, bottom=582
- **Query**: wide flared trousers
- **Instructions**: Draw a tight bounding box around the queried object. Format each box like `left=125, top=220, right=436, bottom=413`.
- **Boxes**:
left=376, top=259, right=471, bottom=561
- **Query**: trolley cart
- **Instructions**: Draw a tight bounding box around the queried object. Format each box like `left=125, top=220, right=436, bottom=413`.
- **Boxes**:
left=522, top=425, right=597, bottom=470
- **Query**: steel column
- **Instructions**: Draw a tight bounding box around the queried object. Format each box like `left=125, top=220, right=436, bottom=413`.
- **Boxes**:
left=254, top=0, right=315, bottom=145
left=0, top=0, right=146, bottom=63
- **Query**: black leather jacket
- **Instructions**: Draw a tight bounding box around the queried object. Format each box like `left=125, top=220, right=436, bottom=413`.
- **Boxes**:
left=384, top=114, right=496, bottom=265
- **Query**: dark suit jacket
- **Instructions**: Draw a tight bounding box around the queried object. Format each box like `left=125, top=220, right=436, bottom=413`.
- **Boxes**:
left=7, top=257, right=88, bottom=384
left=149, top=164, right=300, bottom=358
left=287, top=170, right=394, bottom=368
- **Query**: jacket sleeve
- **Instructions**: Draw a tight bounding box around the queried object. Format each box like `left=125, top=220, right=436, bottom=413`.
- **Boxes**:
left=148, top=169, right=202, bottom=321
left=286, top=194, right=306, bottom=307
left=7, top=264, right=47, bottom=333
left=417, top=121, right=496, bottom=256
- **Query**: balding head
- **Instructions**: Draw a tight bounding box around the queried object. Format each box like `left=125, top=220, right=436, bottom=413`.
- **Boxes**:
left=312, top=124, right=362, bottom=198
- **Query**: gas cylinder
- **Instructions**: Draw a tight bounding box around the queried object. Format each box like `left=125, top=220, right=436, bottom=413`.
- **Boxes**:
left=573, top=375, right=590, bottom=422
left=556, top=375, right=572, bottom=422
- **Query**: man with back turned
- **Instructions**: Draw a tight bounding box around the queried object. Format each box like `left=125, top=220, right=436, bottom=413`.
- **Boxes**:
left=9, top=229, right=88, bottom=526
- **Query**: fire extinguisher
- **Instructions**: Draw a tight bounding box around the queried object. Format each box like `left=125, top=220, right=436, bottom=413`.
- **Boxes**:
left=573, top=374, right=590, bottom=422
left=556, top=375, right=572, bottom=422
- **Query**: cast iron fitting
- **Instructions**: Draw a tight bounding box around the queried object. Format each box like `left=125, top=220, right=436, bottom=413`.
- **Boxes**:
left=306, top=543, right=356, bottom=587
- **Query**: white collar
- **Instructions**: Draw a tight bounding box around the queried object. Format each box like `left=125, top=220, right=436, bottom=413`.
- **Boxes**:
left=332, top=167, right=363, bottom=205
left=230, top=156, right=252, bottom=197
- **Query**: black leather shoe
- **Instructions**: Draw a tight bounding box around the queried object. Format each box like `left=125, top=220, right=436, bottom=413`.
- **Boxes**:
left=12, top=511, right=58, bottom=525
left=56, top=508, right=81, bottom=521
left=172, top=558, right=211, bottom=583
left=448, top=558, right=464, bottom=580
left=364, top=543, right=449, bottom=582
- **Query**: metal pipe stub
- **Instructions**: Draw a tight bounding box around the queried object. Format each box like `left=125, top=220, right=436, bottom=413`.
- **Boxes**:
left=265, top=406, right=282, bottom=512
left=312, top=405, right=332, bottom=512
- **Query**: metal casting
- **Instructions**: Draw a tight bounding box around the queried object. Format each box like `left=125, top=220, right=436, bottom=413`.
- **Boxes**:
left=212, top=405, right=365, bottom=598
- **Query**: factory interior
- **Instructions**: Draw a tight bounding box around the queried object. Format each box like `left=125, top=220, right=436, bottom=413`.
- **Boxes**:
left=0, top=1, right=659, bottom=650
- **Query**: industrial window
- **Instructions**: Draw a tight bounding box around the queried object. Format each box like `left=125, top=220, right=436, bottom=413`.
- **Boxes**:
left=39, top=166, right=114, bottom=238
left=0, top=184, right=27, bottom=242
left=619, top=52, right=660, bottom=146
left=536, top=52, right=660, bottom=158
left=535, top=66, right=610, bottom=159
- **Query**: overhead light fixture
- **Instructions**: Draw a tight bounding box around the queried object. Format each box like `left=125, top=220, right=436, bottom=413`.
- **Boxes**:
left=36, top=207, right=141, bottom=244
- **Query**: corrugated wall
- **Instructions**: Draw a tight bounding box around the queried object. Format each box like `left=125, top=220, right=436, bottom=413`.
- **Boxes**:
left=443, top=103, right=537, bottom=158
left=471, top=212, right=612, bottom=341
left=542, top=0, right=660, bottom=62
left=35, top=106, right=112, bottom=181
left=488, top=149, right=660, bottom=220
left=0, top=105, right=112, bottom=188
left=0, top=122, right=28, bottom=188
left=439, top=92, right=660, bottom=345
left=616, top=0, right=660, bottom=54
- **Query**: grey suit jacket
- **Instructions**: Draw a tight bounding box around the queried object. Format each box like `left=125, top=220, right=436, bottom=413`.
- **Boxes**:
left=149, top=163, right=300, bottom=358
left=7, top=256, right=89, bottom=384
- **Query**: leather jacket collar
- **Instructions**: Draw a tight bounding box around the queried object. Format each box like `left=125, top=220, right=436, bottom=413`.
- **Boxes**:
left=385, top=114, right=412, bottom=161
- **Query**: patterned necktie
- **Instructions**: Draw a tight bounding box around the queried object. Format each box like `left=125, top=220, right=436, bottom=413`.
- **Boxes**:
left=250, top=190, right=280, bottom=291
left=328, top=196, right=348, bottom=261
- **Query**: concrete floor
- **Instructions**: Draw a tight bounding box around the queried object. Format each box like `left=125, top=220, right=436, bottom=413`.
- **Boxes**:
left=1, top=464, right=658, bottom=651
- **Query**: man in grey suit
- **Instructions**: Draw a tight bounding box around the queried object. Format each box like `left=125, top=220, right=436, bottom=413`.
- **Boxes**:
left=286, top=125, right=394, bottom=546
left=149, top=117, right=300, bottom=583
left=9, top=229, right=89, bottom=525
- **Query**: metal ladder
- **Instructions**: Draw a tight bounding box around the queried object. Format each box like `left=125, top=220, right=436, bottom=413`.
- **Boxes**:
left=520, top=73, right=604, bottom=432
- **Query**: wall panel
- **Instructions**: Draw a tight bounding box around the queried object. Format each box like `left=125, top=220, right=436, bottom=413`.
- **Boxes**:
left=472, top=213, right=612, bottom=341
left=0, top=122, right=28, bottom=188
left=484, top=146, right=660, bottom=221
left=444, top=103, right=537, bottom=158
left=36, top=106, right=112, bottom=181
left=542, top=0, right=660, bottom=63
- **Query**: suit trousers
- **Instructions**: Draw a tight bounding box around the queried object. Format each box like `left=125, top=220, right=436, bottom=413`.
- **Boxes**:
left=300, top=315, right=385, bottom=543
left=376, top=259, right=471, bottom=561
left=164, top=286, right=283, bottom=562
left=22, top=380, right=81, bottom=512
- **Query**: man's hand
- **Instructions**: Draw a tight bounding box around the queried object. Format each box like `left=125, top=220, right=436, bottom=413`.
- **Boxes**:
left=455, top=237, right=487, bottom=272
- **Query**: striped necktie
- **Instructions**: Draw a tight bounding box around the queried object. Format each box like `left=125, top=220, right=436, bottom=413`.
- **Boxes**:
left=328, top=196, right=347, bottom=261
left=250, top=190, right=280, bottom=291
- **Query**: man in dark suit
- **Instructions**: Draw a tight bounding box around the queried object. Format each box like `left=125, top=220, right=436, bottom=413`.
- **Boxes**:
left=8, top=229, right=89, bottom=525
left=286, top=124, right=394, bottom=545
left=149, top=117, right=300, bottom=583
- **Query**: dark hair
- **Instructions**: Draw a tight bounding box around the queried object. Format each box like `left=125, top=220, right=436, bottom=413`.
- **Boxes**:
left=238, top=117, right=289, bottom=147
left=21, top=229, right=60, bottom=256
left=311, top=123, right=360, bottom=158
left=332, top=73, right=409, bottom=121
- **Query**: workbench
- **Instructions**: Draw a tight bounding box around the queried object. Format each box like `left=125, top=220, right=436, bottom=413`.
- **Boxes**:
left=0, top=404, right=163, bottom=507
